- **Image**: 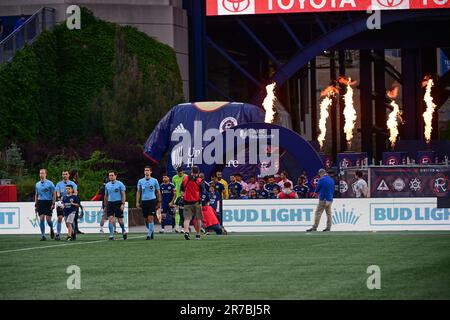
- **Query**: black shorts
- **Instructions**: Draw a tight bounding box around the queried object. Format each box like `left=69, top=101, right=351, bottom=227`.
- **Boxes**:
left=37, top=200, right=53, bottom=216
left=56, top=207, right=64, bottom=217
left=141, top=199, right=157, bottom=218
left=107, top=201, right=124, bottom=218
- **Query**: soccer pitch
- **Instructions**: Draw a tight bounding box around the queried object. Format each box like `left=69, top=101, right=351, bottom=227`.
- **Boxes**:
left=0, top=232, right=449, bottom=300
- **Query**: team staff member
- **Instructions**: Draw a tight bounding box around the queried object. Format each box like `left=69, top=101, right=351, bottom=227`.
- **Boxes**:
left=307, top=169, right=335, bottom=232
left=136, top=166, right=161, bottom=240
left=216, top=171, right=229, bottom=199
left=181, top=166, right=203, bottom=240
left=35, top=169, right=56, bottom=241
left=55, top=170, right=78, bottom=241
left=172, top=167, right=186, bottom=233
left=104, top=171, right=127, bottom=240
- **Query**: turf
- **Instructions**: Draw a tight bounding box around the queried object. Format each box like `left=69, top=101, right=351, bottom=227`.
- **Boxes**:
left=0, top=231, right=449, bottom=300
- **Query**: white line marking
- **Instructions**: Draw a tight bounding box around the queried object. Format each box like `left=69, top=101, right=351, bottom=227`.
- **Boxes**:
left=0, top=236, right=146, bottom=254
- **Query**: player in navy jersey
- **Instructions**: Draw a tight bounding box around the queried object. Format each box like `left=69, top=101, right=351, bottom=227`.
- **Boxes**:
left=159, top=174, right=176, bottom=233
left=294, top=175, right=310, bottom=198
left=208, top=184, right=220, bottom=214
left=264, top=176, right=277, bottom=199
left=61, top=185, right=80, bottom=241
left=228, top=174, right=242, bottom=199
left=55, top=170, right=78, bottom=241
left=35, top=169, right=56, bottom=241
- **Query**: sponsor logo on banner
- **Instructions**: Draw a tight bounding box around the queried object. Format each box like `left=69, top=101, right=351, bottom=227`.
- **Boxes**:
left=386, top=156, right=398, bottom=166
left=409, top=178, right=422, bottom=192
left=392, top=178, right=406, bottom=192
left=372, top=0, right=409, bottom=10
left=332, top=205, right=360, bottom=226
left=223, top=204, right=315, bottom=225
left=339, top=158, right=352, bottom=168
left=371, top=204, right=450, bottom=225
left=339, top=180, right=348, bottom=194
left=218, top=0, right=255, bottom=15
left=0, top=207, right=20, bottom=229
left=420, top=156, right=432, bottom=164
left=376, top=179, right=390, bottom=191
left=433, top=173, right=448, bottom=196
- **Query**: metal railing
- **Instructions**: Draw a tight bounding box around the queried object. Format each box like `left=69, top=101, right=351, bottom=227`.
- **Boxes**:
left=0, top=7, right=55, bottom=65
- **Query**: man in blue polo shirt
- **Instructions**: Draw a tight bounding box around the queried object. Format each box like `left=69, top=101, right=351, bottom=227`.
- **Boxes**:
left=104, top=171, right=127, bottom=240
left=307, top=169, right=335, bottom=232
left=34, top=169, right=56, bottom=241
left=55, top=170, right=78, bottom=241
left=136, top=166, right=161, bottom=240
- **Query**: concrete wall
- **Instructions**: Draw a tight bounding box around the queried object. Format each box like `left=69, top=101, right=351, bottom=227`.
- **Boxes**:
left=0, top=0, right=190, bottom=100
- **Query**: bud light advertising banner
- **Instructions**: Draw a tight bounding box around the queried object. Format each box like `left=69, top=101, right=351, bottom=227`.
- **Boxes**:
left=0, top=202, right=128, bottom=234
left=223, top=198, right=450, bottom=232
left=371, top=166, right=449, bottom=198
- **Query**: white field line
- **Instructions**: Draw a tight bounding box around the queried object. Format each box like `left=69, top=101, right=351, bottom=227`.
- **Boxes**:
left=0, top=235, right=146, bottom=254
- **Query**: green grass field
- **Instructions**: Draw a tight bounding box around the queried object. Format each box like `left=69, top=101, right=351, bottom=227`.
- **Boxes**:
left=0, top=231, right=449, bottom=300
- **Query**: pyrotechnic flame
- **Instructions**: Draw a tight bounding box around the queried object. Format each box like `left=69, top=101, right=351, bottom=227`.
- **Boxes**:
left=423, top=78, right=436, bottom=144
left=263, top=82, right=276, bottom=123
left=386, top=83, right=402, bottom=149
left=387, top=100, right=401, bottom=149
left=343, top=77, right=356, bottom=149
left=317, top=92, right=334, bottom=150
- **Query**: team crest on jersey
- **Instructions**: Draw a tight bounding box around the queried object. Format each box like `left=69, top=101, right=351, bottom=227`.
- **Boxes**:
left=115, top=188, right=119, bottom=192
left=219, top=117, right=238, bottom=132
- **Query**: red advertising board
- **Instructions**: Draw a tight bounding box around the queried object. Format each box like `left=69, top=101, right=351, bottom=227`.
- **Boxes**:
left=207, top=0, right=450, bottom=16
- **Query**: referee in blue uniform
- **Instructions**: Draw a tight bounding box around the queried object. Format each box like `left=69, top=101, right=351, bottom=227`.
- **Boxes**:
left=104, top=171, right=127, bottom=240
left=34, top=169, right=56, bottom=241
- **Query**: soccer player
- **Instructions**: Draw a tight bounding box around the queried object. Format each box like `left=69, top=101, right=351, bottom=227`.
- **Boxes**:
left=307, top=169, right=335, bottom=232
left=353, top=170, right=369, bottom=198
left=248, top=189, right=257, bottom=199
left=272, top=185, right=281, bottom=199
left=216, top=171, right=229, bottom=199
left=172, top=167, right=186, bottom=233
left=277, top=171, right=293, bottom=189
left=235, top=173, right=248, bottom=191
left=61, top=185, right=80, bottom=241
left=136, top=166, right=161, bottom=240
left=210, top=175, right=225, bottom=224
left=180, top=166, right=203, bottom=240
left=256, top=179, right=269, bottom=199
left=160, top=174, right=176, bottom=233
left=35, top=169, right=56, bottom=241
left=228, top=174, right=242, bottom=199
left=208, top=184, right=220, bottom=214
left=246, top=176, right=258, bottom=191
left=55, top=170, right=78, bottom=240
left=104, top=171, right=127, bottom=240
left=294, top=175, right=310, bottom=198
left=264, top=176, right=277, bottom=198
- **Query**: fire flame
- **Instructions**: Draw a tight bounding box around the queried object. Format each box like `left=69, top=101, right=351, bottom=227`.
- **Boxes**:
left=387, top=100, right=401, bottom=149
left=263, top=82, right=277, bottom=123
left=342, top=77, right=356, bottom=149
left=423, top=78, right=436, bottom=144
left=386, top=84, right=402, bottom=149
left=317, top=91, right=335, bottom=150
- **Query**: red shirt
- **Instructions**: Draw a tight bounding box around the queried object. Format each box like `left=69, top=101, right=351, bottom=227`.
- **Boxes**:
left=202, top=206, right=219, bottom=228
